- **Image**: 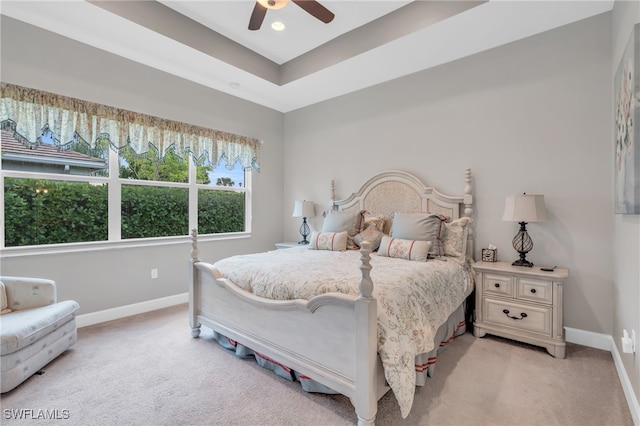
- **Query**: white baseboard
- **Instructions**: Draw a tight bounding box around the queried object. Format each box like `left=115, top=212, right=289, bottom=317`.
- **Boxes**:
left=609, top=335, right=640, bottom=426
left=76, top=292, right=188, bottom=328
left=565, top=326, right=612, bottom=350
left=566, top=327, right=639, bottom=425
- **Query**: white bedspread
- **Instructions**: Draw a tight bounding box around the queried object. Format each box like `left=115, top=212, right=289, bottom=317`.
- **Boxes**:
left=212, top=246, right=474, bottom=418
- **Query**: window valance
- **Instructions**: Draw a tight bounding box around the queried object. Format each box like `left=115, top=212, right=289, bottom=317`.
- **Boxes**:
left=0, top=83, right=261, bottom=170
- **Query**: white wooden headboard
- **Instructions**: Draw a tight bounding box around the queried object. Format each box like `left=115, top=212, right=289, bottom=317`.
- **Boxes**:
left=330, top=169, right=474, bottom=258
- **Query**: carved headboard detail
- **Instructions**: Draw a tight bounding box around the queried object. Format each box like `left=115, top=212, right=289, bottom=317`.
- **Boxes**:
left=330, top=169, right=474, bottom=258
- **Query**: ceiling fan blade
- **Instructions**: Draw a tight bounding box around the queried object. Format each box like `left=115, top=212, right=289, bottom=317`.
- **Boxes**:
left=292, top=0, right=334, bottom=24
left=248, top=2, right=267, bottom=30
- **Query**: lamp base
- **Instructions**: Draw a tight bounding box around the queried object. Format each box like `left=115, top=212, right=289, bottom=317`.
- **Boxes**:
left=511, top=222, right=534, bottom=267
left=512, top=258, right=534, bottom=267
left=298, top=217, right=310, bottom=245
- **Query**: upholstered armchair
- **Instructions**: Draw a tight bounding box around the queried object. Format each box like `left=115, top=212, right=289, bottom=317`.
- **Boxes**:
left=0, top=276, right=79, bottom=393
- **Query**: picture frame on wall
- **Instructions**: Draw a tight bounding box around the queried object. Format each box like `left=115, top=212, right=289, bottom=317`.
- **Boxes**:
left=614, top=23, right=640, bottom=214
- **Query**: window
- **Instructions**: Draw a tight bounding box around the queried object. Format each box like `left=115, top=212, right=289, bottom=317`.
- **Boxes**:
left=4, top=177, right=108, bottom=246
left=198, top=188, right=246, bottom=234
left=1, top=83, right=259, bottom=249
left=121, top=185, right=189, bottom=239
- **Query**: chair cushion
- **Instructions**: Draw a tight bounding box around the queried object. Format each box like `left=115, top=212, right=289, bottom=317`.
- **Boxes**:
left=1, top=320, right=77, bottom=393
left=0, top=300, right=79, bottom=356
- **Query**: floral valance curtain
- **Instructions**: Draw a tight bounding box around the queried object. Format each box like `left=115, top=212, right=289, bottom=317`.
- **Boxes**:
left=0, top=83, right=261, bottom=170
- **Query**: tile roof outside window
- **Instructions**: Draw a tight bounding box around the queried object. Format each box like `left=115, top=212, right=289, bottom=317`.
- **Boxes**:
left=1, top=130, right=107, bottom=175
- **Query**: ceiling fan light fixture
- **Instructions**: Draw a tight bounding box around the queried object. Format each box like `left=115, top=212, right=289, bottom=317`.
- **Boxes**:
left=249, top=0, right=333, bottom=31
left=257, top=0, right=289, bottom=10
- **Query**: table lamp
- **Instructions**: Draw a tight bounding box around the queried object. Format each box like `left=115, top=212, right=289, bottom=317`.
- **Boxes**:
left=292, top=200, right=315, bottom=244
left=502, top=193, right=546, bottom=267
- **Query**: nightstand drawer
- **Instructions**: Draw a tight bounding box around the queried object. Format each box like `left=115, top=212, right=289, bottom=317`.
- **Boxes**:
left=483, top=273, right=514, bottom=297
left=484, top=298, right=552, bottom=336
left=517, top=277, right=553, bottom=304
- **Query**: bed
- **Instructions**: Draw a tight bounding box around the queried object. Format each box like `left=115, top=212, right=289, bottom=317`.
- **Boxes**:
left=189, top=169, right=475, bottom=425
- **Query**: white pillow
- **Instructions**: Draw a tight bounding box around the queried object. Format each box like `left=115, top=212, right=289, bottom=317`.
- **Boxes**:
left=390, top=213, right=447, bottom=257
left=443, top=217, right=472, bottom=259
left=308, top=231, right=348, bottom=251
left=377, top=235, right=432, bottom=262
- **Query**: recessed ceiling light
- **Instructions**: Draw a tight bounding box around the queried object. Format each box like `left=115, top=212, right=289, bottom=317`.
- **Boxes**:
left=271, top=21, right=285, bottom=31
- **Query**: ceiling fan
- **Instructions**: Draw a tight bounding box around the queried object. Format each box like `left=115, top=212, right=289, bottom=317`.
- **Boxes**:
left=249, top=0, right=335, bottom=31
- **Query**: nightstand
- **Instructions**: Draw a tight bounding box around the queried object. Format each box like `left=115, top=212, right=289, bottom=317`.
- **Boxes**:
left=275, top=242, right=305, bottom=249
left=472, top=261, right=569, bottom=358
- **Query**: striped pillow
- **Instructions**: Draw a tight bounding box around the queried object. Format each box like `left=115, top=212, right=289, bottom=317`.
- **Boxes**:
left=308, top=231, right=348, bottom=251
left=377, top=235, right=432, bottom=262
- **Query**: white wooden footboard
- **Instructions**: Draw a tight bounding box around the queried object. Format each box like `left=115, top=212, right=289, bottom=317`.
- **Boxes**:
left=189, top=230, right=381, bottom=425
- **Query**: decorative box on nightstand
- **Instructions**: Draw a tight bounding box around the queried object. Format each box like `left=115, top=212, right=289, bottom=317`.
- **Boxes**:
left=472, top=261, right=569, bottom=358
left=275, top=242, right=305, bottom=249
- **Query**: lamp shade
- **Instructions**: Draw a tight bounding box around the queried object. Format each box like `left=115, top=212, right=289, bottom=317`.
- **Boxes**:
left=292, top=200, right=315, bottom=218
left=502, top=194, right=546, bottom=223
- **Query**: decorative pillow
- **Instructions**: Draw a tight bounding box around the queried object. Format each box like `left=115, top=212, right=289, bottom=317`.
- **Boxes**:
left=322, top=210, right=366, bottom=249
left=377, top=235, right=432, bottom=262
left=381, top=216, right=393, bottom=235
left=308, top=231, right=348, bottom=251
left=443, top=217, right=472, bottom=259
left=0, top=281, right=11, bottom=315
left=353, top=227, right=384, bottom=251
left=390, top=213, right=447, bottom=257
left=362, top=213, right=386, bottom=232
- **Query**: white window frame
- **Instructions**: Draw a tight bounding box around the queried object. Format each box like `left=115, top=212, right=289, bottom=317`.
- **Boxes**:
left=1, top=148, right=251, bottom=257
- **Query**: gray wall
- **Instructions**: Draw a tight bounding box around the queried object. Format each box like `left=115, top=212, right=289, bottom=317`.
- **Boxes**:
left=284, top=7, right=639, bottom=407
left=285, top=13, right=613, bottom=334
left=0, top=17, right=285, bottom=314
left=612, top=0, right=640, bottom=408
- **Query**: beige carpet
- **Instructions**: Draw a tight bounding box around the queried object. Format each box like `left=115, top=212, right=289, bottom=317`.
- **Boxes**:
left=1, top=304, right=633, bottom=426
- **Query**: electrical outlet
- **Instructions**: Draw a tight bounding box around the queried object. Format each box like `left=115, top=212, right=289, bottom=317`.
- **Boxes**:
left=622, top=329, right=636, bottom=354
left=151, top=268, right=158, bottom=279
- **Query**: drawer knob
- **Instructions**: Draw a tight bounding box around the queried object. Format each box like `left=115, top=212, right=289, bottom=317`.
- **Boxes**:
left=530, top=288, right=537, bottom=294
left=494, top=283, right=500, bottom=288
left=502, top=309, right=528, bottom=320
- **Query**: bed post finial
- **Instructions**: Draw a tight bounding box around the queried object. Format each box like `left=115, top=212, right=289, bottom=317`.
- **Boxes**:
left=463, top=168, right=473, bottom=220
left=358, top=241, right=374, bottom=299
left=330, top=179, right=338, bottom=211
left=190, top=228, right=200, bottom=263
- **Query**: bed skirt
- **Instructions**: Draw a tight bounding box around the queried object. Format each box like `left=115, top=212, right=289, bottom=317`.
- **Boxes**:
left=209, top=301, right=467, bottom=394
